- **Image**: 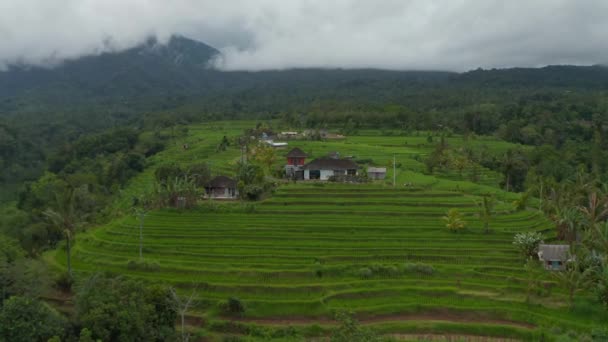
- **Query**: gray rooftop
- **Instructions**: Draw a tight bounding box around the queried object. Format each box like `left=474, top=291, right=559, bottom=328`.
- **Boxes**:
left=367, top=167, right=387, bottom=173
left=538, top=244, right=570, bottom=261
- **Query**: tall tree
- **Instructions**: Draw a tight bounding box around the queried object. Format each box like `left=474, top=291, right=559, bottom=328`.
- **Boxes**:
left=43, top=186, right=84, bottom=277
left=554, top=207, right=583, bottom=243
left=170, top=287, right=197, bottom=342
left=578, top=192, right=608, bottom=229
left=500, top=148, right=528, bottom=192
left=0, top=296, right=66, bottom=342
left=553, top=259, right=593, bottom=309
left=132, top=191, right=155, bottom=260
left=76, top=274, right=176, bottom=341
left=476, top=195, right=495, bottom=234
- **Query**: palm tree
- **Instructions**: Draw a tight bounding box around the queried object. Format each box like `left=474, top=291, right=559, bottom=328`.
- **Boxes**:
left=443, top=208, right=466, bottom=232
left=584, top=221, right=608, bottom=256
left=131, top=193, right=155, bottom=260
left=553, top=259, right=593, bottom=309
left=553, top=207, right=583, bottom=243
left=476, top=195, right=495, bottom=234
left=578, top=192, right=608, bottom=230
left=43, top=187, right=82, bottom=277
left=501, top=150, right=517, bottom=192
left=133, top=207, right=148, bottom=260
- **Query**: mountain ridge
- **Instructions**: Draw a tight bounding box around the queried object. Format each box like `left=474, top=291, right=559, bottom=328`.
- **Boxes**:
left=1, top=35, right=608, bottom=121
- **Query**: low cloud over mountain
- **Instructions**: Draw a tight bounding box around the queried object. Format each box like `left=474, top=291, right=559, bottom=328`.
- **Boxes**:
left=1, top=0, right=607, bottom=71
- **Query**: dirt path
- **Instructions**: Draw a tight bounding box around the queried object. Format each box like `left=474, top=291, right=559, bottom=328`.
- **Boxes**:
left=229, top=312, right=535, bottom=330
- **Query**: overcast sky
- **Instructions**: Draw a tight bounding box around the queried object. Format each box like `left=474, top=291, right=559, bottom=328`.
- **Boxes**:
left=1, top=0, right=607, bottom=71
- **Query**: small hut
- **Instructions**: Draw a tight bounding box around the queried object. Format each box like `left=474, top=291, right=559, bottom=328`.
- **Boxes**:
left=537, top=244, right=572, bottom=271
left=367, top=167, right=387, bottom=180
left=205, top=176, right=238, bottom=199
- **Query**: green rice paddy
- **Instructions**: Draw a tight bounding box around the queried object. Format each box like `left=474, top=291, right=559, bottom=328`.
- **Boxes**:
left=50, top=122, right=607, bottom=340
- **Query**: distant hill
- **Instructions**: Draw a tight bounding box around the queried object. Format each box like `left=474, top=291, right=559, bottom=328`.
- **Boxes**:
left=454, top=65, right=608, bottom=88
left=2, top=36, right=608, bottom=201
left=0, top=36, right=220, bottom=105
left=0, top=35, right=461, bottom=119
left=2, top=34, right=608, bottom=126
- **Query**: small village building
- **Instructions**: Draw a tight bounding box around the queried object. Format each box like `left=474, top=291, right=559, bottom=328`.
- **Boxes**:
left=367, top=167, right=387, bottom=180
left=279, top=131, right=299, bottom=139
left=205, top=176, right=238, bottom=199
left=285, top=147, right=308, bottom=179
left=302, top=157, right=359, bottom=180
left=264, top=140, right=288, bottom=148
left=538, top=244, right=572, bottom=271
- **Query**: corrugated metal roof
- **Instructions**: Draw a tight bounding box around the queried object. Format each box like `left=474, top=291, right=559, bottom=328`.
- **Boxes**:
left=538, top=244, right=570, bottom=261
left=367, top=167, right=387, bottom=173
left=286, top=147, right=308, bottom=158
left=303, top=157, right=358, bottom=171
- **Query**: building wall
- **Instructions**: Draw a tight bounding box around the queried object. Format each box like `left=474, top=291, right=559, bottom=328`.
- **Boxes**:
left=370, top=172, right=386, bottom=180
left=209, top=187, right=238, bottom=199
left=320, top=170, right=335, bottom=180
left=287, top=157, right=305, bottom=166
left=304, top=169, right=357, bottom=180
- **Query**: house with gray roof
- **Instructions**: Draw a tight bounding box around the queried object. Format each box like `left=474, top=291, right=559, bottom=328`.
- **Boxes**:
left=367, top=167, right=387, bottom=180
left=205, top=176, right=238, bottom=199
left=302, top=156, right=359, bottom=180
left=537, top=244, right=572, bottom=271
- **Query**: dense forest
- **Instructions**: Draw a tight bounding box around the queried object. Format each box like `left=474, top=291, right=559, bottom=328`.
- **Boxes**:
left=1, top=38, right=607, bottom=199
left=2, top=36, right=608, bottom=340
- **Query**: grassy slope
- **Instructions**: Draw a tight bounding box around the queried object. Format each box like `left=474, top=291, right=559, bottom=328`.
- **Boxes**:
left=50, top=122, right=606, bottom=340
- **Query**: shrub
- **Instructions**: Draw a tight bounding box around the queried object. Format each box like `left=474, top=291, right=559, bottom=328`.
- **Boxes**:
left=55, top=271, right=74, bottom=292
left=355, top=158, right=373, bottom=164
left=126, top=259, right=161, bottom=272
left=403, top=263, right=435, bottom=275
left=331, top=311, right=380, bottom=342
left=272, top=326, right=299, bottom=339
left=242, top=184, right=265, bottom=200
left=242, top=203, right=257, bottom=213
left=442, top=208, right=466, bottom=232
left=220, top=297, right=246, bottom=316
left=358, top=267, right=373, bottom=279
left=302, top=324, right=325, bottom=338
left=513, top=232, right=543, bottom=259
left=328, top=175, right=369, bottom=183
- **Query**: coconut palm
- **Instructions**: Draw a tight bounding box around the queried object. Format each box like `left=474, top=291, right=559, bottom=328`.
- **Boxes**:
left=43, top=187, right=83, bottom=277
left=553, top=207, right=584, bottom=243
left=476, top=195, right=495, bottom=234
left=578, top=192, right=608, bottom=229
left=584, top=221, right=608, bottom=256
left=553, top=258, right=594, bottom=309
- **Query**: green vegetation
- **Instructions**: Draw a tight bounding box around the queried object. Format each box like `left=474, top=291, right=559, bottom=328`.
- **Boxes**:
left=3, top=56, right=608, bottom=340
left=26, top=123, right=603, bottom=340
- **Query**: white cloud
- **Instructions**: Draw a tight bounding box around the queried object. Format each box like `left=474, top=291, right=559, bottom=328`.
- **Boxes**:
left=0, top=0, right=607, bottom=71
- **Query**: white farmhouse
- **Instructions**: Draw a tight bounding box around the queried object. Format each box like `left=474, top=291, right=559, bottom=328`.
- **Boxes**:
left=302, top=157, right=359, bottom=180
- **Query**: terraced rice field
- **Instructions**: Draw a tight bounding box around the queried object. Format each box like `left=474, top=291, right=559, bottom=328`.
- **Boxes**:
left=51, top=123, right=607, bottom=340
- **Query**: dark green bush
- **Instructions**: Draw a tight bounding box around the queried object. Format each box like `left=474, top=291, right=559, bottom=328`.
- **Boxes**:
left=403, top=262, right=435, bottom=275
left=54, top=271, right=74, bottom=292
left=219, top=297, right=246, bottom=316
left=126, top=259, right=161, bottom=271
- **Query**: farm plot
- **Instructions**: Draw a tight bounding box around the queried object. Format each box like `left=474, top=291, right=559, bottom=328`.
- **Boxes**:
left=56, top=184, right=608, bottom=340
left=50, top=123, right=607, bottom=340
